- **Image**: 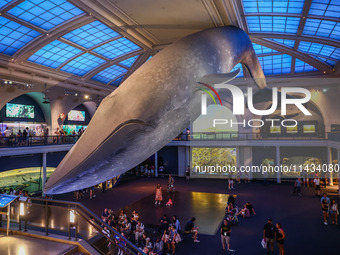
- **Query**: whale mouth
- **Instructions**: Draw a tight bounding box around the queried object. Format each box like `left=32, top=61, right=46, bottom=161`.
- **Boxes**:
left=44, top=119, right=153, bottom=194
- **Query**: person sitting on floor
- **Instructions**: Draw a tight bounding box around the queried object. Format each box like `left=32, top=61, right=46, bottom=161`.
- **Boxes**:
left=134, top=220, right=144, bottom=245
left=184, top=217, right=200, bottom=243
left=246, top=202, right=256, bottom=215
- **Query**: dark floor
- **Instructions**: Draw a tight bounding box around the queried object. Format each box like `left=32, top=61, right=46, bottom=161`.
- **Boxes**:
left=60, top=177, right=340, bottom=255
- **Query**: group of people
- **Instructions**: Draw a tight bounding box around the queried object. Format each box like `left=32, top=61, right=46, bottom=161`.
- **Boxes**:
left=99, top=205, right=200, bottom=255
left=320, top=193, right=338, bottom=226
left=263, top=218, right=285, bottom=255
left=221, top=198, right=257, bottom=253
left=0, top=126, right=33, bottom=146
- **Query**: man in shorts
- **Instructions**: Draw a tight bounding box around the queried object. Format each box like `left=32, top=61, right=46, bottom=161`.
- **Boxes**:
left=263, top=218, right=276, bottom=255
left=321, top=193, right=330, bottom=225
left=220, top=219, right=231, bottom=252
left=184, top=217, right=200, bottom=242
left=314, top=177, right=321, bottom=196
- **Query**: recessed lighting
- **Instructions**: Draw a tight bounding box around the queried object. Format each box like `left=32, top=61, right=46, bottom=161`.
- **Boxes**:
left=84, top=95, right=89, bottom=99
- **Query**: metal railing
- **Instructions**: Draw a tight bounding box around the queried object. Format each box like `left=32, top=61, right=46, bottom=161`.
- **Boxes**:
left=0, top=135, right=80, bottom=147
left=0, top=132, right=340, bottom=148
left=0, top=196, right=144, bottom=255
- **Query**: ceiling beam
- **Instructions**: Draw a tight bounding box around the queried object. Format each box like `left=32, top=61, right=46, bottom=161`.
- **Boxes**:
left=0, top=0, right=24, bottom=13
left=83, top=49, right=145, bottom=81
left=201, top=0, right=224, bottom=27
left=231, top=0, right=249, bottom=32
left=252, top=38, right=333, bottom=73
left=68, top=0, right=157, bottom=49
left=249, top=33, right=340, bottom=48
left=215, top=0, right=240, bottom=26
left=13, top=14, right=95, bottom=63
left=242, top=13, right=339, bottom=23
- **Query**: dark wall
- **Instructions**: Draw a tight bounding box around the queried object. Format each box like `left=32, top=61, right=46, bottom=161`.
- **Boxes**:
left=0, top=151, right=68, bottom=172
left=63, top=104, right=91, bottom=125
left=158, top=146, right=178, bottom=174
left=0, top=94, right=46, bottom=123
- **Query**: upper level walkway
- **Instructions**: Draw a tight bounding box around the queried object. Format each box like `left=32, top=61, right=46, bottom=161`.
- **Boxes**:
left=0, top=132, right=340, bottom=156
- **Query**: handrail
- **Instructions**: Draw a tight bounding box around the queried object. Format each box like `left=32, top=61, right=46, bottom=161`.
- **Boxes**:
left=0, top=132, right=340, bottom=148
left=7, top=196, right=144, bottom=255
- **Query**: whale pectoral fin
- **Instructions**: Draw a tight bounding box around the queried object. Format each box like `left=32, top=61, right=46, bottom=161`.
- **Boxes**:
left=197, top=68, right=241, bottom=85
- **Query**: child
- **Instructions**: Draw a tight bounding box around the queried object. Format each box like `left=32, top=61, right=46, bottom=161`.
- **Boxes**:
left=166, top=198, right=173, bottom=208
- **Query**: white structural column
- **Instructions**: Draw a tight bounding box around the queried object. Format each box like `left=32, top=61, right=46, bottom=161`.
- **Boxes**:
left=236, top=146, right=240, bottom=177
left=276, top=146, right=281, bottom=183
left=327, top=147, right=333, bottom=186
left=155, top=151, right=158, bottom=177
left=338, top=149, right=340, bottom=195
left=42, top=152, right=47, bottom=197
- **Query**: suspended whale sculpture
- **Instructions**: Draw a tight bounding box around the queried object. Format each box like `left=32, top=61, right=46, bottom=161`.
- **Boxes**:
left=44, top=26, right=266, bottom=194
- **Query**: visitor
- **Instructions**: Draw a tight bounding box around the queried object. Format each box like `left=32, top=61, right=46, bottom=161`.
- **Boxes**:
left=155, top=184, right=162, bottom=206
left=276, top=223, right=285, bottom=255
left=237, top=204, right=250, bottom=219
left=121, top=218, right=131, bottom=236
left=329, top=200, right=338, bottom=225
left=263, top=218, right=276, bottom=255
left=131, top=210, right=140, bottom=230
left=186, top=165, right=190, bottom=180
left=321, top=193, right=330, bottom=225
left=314, top=177, right=321, bottom=196
left=23, top=127, right=28, bottom=145
left=158, top=214, right=170, bottom=235
left=17, top=129, right=23, bottom=146
left=168, top=224, right=179, bottom=254
left=90, top=185, right=96, bottom=199
left=228, top=178, right=234, bottom=190
left=220, top=219, right=232, bottom=252
left=151, top=236, right=164, bottom=255
left=184, top=217, right=200, bottom=242
left=294, top=178, right=302, bottom=196
left=134, top=220, right=144, bottom=245
left=168, top=175, right=175, bottom=192
left=4, top=127, right=11, bottom=145
left=173, top=215, right=181, bottom=233
left=102, top=208, right=110, bottom=222
left=246, top=202, right=256, bottom=215
left=186, top=128, right=190, bottom=140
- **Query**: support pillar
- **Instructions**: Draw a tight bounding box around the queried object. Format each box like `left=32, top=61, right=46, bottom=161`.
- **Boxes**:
left=327, top=147, right=333, bottom=186
left=155, top=151, right=158, bottom=177
left=42, top=152, right=47, bottom=197
left=338, top=149, right=340, bottom=195
left=276, top=146, right=281, bottom=183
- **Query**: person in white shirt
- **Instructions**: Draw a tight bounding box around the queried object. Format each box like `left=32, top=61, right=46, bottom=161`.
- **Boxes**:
left=134, top=220, right=144, bottom=244
left=314, top=177, right=321, bottom=196
left=4, top=127, right=11, bottom=137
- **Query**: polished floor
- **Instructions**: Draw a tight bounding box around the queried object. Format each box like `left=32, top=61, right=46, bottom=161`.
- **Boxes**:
left=57, top=176, right=340, bottom=255
left=0, top=233, right=74, bottom=255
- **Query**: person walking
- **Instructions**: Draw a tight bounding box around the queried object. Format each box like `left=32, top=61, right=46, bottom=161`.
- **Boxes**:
left=185, top=165, right=190, bottom=181
left=321, top=193, right=330, bottom=225
left=294, top=178, right=302, bottom=196
left=314, top=177, right=321, bottom=196
left=220, top=219, right=231, bottom=253
left=155, top=184, right=163, bottom=206
left=263, top=218, right=276, bottom=255
left=330, top=200, right=338, bottom=225
left=276, top=223, right=285, bottom=255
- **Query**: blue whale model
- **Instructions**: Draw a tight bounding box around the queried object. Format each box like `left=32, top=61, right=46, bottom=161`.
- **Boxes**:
left=44, top=26, right=266, bottom=194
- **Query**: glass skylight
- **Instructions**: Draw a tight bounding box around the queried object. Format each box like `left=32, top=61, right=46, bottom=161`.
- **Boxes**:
left=8, top=0, right=83, bottom=30
left=111, top=76, right=124, bottom=86
left=0, top=16, right=41, bottom=56
left=60, top=53, right=106, bottom=76
left=295, top=58, right=318, bottom=73
left=92, top=65, right=127, bottom=84
left=62, top=21, right=120, bottom=49
left=267, top=38, right=295, bottom=48
left=247, top=16, right=300, bottom=33
left=298, top=42, right=340, bottom=63
left=257, top=54, right=292, bottom=75
left=252, top=43, right=277, bottom=55
left=119, top=55, right=138, bottom=68
left=92, top=37, right=141, bottom=60
left=28, top=40, right=82, bottom=68
left=314, top=56, right=337, bottom=67
left=308, top=0, right=340, bottom=19
left=0, top=0, right=12, bottom=9
left=231, top=63, right=244, bottom=78
left=303, top=19, right=340, bottom=40
left=243, top=0, right=304, bottom=14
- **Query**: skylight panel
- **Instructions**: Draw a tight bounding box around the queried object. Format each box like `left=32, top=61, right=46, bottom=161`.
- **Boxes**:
left=92, top=65, right=126, bottom=84
left=60, top=53, right=106, bottom=76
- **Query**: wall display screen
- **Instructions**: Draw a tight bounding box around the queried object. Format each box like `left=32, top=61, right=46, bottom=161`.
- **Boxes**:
left=6, top=103, right=34, bottom=119
left=303, top=125, right=315, bottom=133
left=63, top=125, right=87, bottom=135
left=270, top=126, right=281, bottom=133
left=191, top=147, right=237, bottom=178
left=286, top=126, right=298, bottom=133
left=68, top=110, right=85, bottom=122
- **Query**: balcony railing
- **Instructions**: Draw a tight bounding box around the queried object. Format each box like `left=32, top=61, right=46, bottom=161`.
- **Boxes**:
left=0, top=132, right=339, bottom=148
